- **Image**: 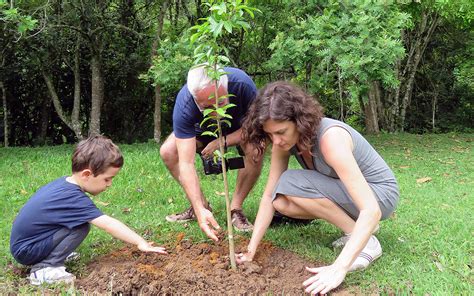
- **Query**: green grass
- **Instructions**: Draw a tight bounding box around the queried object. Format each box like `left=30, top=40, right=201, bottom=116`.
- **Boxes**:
left=0, top=133, right=472, bottom=294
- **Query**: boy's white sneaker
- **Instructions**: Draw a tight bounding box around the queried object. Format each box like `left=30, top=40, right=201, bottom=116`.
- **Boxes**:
left=65, top=252, right=80, bottom=263
left=29, top=266, right=76, bottom=285
left=348, top=235, right=382, bottom=272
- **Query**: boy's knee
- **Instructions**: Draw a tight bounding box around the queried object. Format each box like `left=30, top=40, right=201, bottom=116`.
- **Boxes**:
left=79, top=223, right=91, bottom=234
left=71, top=224, right=90, bottom=240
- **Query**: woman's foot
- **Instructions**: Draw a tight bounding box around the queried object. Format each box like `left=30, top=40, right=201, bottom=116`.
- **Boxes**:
left=348, top=235, right=382, bottom=272
left=331, top=224, right=380, bottom=248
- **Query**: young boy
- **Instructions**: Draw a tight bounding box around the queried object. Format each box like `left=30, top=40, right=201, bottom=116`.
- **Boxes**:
left=10, top=136, right=167, bottom=286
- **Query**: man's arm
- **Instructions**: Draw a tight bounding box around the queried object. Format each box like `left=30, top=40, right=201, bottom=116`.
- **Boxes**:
left=200, top=128, right=242, bottom=159
left=176, top=137, right=220, bottom=241
left=91, top=215, right=167, bottom=253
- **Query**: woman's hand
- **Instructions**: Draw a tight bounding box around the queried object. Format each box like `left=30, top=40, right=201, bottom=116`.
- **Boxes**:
left=235, top=251, right=254, bottom=264
left=303, top=264, right=347, bottom=295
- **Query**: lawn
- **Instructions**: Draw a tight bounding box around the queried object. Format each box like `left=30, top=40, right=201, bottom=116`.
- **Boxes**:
left=0, top=133, right=472, bottom=294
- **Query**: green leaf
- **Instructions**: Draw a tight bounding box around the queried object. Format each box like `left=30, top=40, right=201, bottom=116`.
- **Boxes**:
left=203, top=108, right=215, bottom=117
left=190, top=32, right=201, bottom=44
left=200, top=116, right=214, bottom=128
left=218, top=55, right=230, bottom=63
left=201, top=131, right=217, bottom=138
left=223, top=21, right=233, bottom=33
left=242, top=7, right=255, bottom=19
left=213, top=22, right=224, bottom=37
left=216, top=108, right=233, bottom=119
left=220, top=103, right=236, bottom=111
left=221, top=119, right=232, bottom=128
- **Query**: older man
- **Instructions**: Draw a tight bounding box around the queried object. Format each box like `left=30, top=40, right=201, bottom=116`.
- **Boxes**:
left=160, top=65, right=262, bottom=241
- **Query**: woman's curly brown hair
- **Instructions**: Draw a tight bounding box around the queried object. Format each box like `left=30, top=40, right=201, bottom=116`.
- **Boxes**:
left=242, top=81, right=324, bottom=156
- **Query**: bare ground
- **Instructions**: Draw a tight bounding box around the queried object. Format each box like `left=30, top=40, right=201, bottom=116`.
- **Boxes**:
left=75, top=233, right=356, bottom=295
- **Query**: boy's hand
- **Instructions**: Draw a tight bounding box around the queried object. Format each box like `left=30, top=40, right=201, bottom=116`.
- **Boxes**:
left=137, top=241, right=168, bottom=254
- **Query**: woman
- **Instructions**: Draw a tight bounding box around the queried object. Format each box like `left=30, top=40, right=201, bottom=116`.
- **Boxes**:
left=238, top=81, right=399, bottom=295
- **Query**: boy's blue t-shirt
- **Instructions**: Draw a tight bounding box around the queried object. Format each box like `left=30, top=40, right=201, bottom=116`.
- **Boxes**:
left=10, top=177, right=103, bottom=265
left=173, top=67, right=257, bottom=139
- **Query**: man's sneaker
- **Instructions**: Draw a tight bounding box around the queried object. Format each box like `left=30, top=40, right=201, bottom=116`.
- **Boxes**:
left=231, top=209, right=254, bottom=232
left=65, top=252, right=80, bottom=263
left=331, top=224, right=380, bottom=248
left=271, top=211, right=313, bottom=226
left=348, top=235, right=382, bottom=272
left=29, top=266, right=76, bottom=286
left=165, top=206, right=196, bottom=223
left=165, top=204, right=212, bottom=223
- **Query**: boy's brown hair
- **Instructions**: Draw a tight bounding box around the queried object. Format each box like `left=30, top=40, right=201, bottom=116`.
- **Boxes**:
left=72, top=135, right=124, bottom=176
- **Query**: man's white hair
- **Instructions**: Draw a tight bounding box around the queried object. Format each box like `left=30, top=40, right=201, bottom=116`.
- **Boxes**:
left=187, top=64, right=228, bottom=98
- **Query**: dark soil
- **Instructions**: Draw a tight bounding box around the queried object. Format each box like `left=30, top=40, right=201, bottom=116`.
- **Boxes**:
left=76, top=233, right=355, bottom=295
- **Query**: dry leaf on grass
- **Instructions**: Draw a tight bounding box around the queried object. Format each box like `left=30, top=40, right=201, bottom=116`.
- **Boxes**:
left=97, top=201, right=110, bottom=206
left=416, top=177, right=432, bottom=184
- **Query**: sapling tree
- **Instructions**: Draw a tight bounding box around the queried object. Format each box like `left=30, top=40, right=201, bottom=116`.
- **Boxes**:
left=190, top=0, right=258, bottom=270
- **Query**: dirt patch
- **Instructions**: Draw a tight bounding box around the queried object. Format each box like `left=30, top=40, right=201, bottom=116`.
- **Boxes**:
left=76, top=234, right=355, bottom=295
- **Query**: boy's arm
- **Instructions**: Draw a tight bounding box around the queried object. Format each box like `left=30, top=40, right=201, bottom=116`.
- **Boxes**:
left=91, top=215, right=167, bottom=254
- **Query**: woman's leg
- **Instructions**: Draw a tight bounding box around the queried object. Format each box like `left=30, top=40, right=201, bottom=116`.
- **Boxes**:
left=272, top=195, right=356, bottom=234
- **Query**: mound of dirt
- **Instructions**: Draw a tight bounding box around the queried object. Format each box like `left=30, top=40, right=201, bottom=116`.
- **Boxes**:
left=76, top=234, right=353, bottom=295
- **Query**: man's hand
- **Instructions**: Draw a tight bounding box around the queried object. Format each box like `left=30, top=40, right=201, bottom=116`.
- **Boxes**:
left=303, top=264, right=347, bottom=295
left=137, top=241, right=168, bottom=254
left=200, top=139, right=222, bottom=159
left=196, top=207, right=220, bottom=241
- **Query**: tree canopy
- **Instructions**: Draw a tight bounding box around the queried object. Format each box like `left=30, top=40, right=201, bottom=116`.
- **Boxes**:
left=1, top=0, right=472, bottom=146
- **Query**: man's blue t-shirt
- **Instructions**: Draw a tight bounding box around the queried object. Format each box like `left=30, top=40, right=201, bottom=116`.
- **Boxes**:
left=10, top=177, right=103, bottom=265
left=173, top=67, right=257, bottom=139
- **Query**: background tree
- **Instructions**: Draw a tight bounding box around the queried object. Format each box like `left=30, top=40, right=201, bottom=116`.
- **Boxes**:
left=1, top=0, right=39, bottom=146
left=1, top=0, right=472, bottom=146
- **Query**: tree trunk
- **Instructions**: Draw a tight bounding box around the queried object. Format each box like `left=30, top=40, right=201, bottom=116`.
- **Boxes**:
left=0, top=81, right=8, bottom=147
left=40, top=35, right=83, bottom=141
left=89, top=52, right=104, bottom=137
left=337, top=67, right=344, bottom=121
left=398, top=11, right=439, bottom=131
left=38, top=95, right=51, bottom=145
left=71, top=36, right=83, bottom=140
left=42, top=71, right=74, bottom=130
left=387, top=60, right=402, bottom=132
left=364, top=81, right=380, bottom=134
left=374, top=81, right=384, bottom=127
left=195, top=0, right=203, bottom=19
left=430, top=80, right=440, bottom=132
left=432, top=91, right=438, bottom=131
left=151, top=0, right=169, bottom=143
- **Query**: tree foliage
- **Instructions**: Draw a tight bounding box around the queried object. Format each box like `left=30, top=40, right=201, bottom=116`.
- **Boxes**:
left=1, top=0, right=473, bottom=146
